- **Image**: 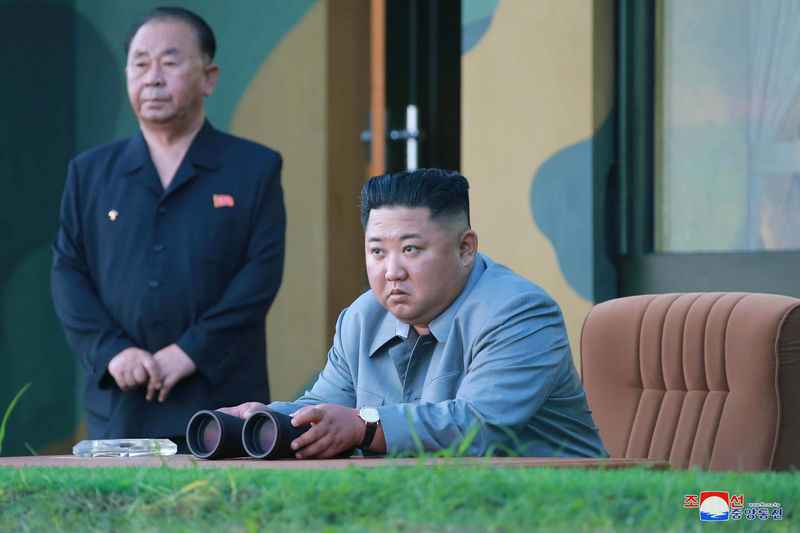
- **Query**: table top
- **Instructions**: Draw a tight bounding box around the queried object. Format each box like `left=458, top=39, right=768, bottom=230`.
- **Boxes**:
left=0, top=455, right=669, bottom=470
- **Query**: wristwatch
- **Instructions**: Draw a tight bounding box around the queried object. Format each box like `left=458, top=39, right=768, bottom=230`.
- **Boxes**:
left=358, top=406, right=380, bottom=449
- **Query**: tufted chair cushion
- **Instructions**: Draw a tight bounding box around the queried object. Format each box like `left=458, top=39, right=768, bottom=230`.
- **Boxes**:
left=581, top=293, right=800, bottom=471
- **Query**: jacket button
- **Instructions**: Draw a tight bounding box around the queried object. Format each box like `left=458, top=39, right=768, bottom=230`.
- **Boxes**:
left=158, top=206, right=167, bottom=215
left=148, top=280, right=160, bottom=289
left=153, top=243, right=165, bottom=252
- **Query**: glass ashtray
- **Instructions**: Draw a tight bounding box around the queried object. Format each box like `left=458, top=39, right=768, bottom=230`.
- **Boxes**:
left=72, top=438, right=177, bottom=457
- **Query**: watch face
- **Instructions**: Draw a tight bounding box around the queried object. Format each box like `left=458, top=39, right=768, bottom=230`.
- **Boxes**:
left=360, top=406, right=380, bottom=423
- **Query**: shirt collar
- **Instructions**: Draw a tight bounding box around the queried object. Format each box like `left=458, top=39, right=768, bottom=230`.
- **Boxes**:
left=179, top=119, right=219, bottom=172
left=367, top=310, right=405, bottom=357
left=119, top=120, right=219, bottom=195
left=119, top=129, right=151, bottom=175
left=395, top=321, right=411, bottom=339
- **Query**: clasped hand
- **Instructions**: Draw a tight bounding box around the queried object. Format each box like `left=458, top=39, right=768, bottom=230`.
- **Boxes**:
left=107, top=344, right=197, bottom=402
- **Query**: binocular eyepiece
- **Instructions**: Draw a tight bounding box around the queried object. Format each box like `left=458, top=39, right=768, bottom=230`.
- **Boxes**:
left=186, top=409, right=310, bottom=459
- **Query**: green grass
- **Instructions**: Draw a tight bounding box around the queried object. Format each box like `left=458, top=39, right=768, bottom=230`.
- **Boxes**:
left=0, top=464, right=797, bottom=532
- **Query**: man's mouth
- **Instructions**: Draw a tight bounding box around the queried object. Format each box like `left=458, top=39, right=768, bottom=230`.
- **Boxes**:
left=388, top=289, right=409, bottom=302
left=141, top=91, right=170, bottom=102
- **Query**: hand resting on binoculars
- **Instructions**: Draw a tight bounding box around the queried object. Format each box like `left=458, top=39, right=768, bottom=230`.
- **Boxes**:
left=107, top=344, right=197, bottom=402
left=217, top=402, right=386, bottom=458
left=216, top=401, right=271, bottom=419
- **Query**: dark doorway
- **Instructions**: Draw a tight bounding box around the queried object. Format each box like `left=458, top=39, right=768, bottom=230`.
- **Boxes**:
left=383, top=0, right=461, bottom=173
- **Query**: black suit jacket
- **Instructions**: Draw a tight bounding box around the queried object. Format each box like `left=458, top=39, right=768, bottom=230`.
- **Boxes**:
left=52, top=121, right=285, bottom=439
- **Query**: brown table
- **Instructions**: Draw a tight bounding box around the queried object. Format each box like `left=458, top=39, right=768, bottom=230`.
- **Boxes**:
left=0, top=455, right=669, bottom=470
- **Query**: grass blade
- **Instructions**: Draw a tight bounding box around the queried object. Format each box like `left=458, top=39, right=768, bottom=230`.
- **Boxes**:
left=0, top=382, right=31, bottom=456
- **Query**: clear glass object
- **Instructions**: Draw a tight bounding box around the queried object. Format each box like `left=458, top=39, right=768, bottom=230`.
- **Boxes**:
left=72, top=438, right=177, bottom=457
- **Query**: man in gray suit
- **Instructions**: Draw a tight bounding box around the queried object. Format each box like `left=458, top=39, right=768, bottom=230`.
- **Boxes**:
left=220, top=169, right=605, bottom=458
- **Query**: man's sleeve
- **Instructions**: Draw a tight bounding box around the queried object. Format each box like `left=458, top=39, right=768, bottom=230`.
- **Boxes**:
left=51, top=159, right=135, bottom=384
left=377, top=292, right=572, bottom=456
left=267, top=308, right=358, bottom=415
left=176, top=153, right=286, bottom=385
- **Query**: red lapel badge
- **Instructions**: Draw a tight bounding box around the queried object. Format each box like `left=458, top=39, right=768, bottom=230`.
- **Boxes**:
left=213, top=194, right=235, bottom=208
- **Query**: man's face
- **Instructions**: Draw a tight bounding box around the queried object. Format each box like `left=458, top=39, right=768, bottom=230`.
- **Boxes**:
left=125, top=19, right=218, bottom=127
left=365, top=207, right=477, bottom=333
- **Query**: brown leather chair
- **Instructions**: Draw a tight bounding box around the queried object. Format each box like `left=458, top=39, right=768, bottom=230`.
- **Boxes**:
left=581, top=292, right=800, bottom=471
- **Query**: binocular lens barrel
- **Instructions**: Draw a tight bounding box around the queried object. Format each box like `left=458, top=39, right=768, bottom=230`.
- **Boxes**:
left=242, top=410, right=311, bottom=459
left=186, top=410, right=247, bottom=459
left=186, top=408, right=311, bottom=460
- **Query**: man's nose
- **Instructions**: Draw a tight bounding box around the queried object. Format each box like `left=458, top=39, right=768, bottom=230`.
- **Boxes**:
left=385, top=254, right=407, bottom=281
left=144, top=64, right=165, bottom=85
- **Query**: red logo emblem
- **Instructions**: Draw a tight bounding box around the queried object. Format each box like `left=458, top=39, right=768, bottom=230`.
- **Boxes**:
left=213, top=194, right=234, bottom=208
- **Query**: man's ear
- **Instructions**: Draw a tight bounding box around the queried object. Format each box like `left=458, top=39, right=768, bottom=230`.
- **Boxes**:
left=459, top=229, right=478, bottom=267
left=203, top=63, right=220, bottom=96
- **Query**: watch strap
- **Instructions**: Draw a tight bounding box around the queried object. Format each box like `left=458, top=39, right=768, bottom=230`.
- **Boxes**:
left=360, top=421, right=377, bottom=449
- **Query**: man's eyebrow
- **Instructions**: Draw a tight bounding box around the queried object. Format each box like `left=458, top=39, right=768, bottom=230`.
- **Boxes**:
left=131, top=47, right=181, bottom=59
left=367, top=233, right=422, bottom=243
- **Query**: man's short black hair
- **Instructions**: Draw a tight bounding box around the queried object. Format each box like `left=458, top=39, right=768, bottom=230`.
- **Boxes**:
left=360, top=168, right=471, bottom=229
left=124, top=6, right=216, bottom=62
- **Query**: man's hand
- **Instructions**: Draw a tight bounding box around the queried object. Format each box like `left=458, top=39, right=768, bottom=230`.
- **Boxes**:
left=216, top=402, right=270, bottom=419
left=108, top=347, right=160, bottom=393
left=288, top=404, right=365, bottom=459
left=150, top=344, right=197, bottom=402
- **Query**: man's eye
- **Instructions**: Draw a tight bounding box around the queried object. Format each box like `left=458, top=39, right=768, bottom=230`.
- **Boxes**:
left=404, top=246, right=418, bottom=253
left=371, top=248, right=384, bottom=256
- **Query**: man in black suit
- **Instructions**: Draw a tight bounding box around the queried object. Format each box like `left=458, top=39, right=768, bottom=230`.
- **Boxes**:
left=51, top=7, right=285, bottom=450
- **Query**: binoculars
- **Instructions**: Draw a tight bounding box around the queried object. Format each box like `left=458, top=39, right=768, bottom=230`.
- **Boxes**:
left=186, top=409, right=309, bottom=459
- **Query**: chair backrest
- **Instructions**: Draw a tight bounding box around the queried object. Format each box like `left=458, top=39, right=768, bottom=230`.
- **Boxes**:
left=580, top=292, right=800, bottom=471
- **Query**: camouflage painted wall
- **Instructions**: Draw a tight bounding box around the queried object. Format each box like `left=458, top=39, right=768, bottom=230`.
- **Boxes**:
left=462, top=0, right=615, bottom=363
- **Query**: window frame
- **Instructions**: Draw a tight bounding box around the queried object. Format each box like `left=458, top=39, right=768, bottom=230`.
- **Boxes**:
left=615, top=0, right=800, bottom=298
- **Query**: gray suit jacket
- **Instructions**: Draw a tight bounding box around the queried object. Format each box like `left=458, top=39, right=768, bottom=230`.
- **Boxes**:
left=270, top=253, right=606, bottom=457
